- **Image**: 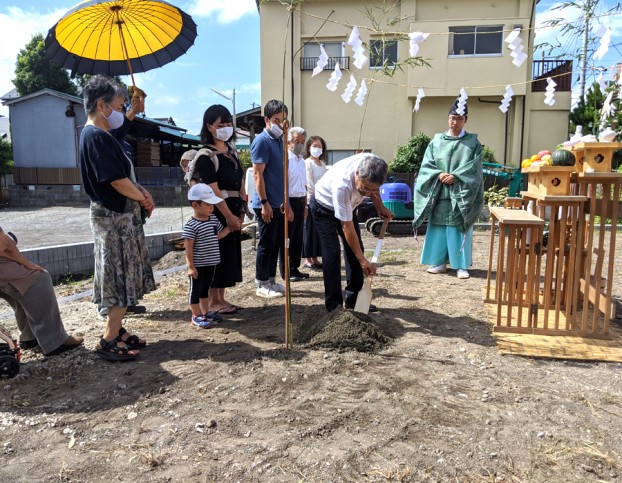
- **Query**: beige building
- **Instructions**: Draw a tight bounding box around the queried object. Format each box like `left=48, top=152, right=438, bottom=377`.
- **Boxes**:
left=257, top=0, right=571, bottom=166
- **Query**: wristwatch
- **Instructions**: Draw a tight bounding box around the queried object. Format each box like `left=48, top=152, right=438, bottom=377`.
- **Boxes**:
left=260, top=198, right=268, bottom=205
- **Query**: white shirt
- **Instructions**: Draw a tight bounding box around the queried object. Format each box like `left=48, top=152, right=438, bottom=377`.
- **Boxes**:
left=305, top=157, right=327, bottom=197
left=314, top=153, right=367, bottom=222
left=446, top=128, right=466, bottom=138
left=288, top=150, right=307, bottom=197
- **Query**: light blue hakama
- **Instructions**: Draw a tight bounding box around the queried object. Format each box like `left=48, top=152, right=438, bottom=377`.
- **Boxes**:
left=421, top=224, right=473, bottom=269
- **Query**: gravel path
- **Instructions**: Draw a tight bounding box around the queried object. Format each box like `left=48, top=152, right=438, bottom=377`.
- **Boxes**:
left=0, top=206, right=194, bottom=249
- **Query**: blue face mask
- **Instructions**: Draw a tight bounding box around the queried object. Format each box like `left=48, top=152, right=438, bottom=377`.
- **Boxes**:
left=102, top=104, right=125, bottom=130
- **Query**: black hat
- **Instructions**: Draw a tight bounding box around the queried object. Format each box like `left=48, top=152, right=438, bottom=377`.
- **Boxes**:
left=449, top=98, right=467, bottom=116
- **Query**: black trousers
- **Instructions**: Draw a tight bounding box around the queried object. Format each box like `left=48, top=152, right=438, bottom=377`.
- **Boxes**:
left=309, top=197, right=364, bottom=312
left=279, top=196, right=305, bottom=278
left=254, top=207, right=284, bottom=283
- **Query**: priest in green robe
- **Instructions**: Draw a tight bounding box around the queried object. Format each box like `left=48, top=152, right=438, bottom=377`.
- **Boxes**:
left=412, top=99, right=484, bottom=279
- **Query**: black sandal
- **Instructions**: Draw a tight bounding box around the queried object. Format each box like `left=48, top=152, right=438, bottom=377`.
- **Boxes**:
left=96, top=338, right=138, bottom=361
left=118, top=327, right=147, bottom=349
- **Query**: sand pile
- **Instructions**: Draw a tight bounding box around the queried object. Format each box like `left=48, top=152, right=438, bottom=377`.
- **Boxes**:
left=297, top=308, right=391, bottom=353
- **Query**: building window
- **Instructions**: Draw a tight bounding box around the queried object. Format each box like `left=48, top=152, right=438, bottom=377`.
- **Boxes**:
left=369, top=39, right=398, bottom=68
left=448, top=26, right=503, bottom=56
left=301, top=41, right=349, bottom=70
left=326, top=150, right=371, bottom=166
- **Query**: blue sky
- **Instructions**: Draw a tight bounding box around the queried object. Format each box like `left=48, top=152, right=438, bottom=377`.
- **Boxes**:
left=0, top=0, right=260, bottom=135
left=0, top=1, right=621, bottom=136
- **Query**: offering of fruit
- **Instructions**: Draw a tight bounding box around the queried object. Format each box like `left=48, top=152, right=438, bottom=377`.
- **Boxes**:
left=551, top=149, right=576, bottom=166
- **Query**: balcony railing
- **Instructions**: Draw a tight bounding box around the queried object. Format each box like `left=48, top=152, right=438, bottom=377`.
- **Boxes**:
left=300, top=56, right=350, bottom=71
left=532, top=59, right=573, bottom=92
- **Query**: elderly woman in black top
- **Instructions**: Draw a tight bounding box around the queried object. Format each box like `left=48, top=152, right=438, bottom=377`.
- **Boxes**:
left=187, top=104, right=245, bottom=314
left=79, top=75, right=156, bottom=361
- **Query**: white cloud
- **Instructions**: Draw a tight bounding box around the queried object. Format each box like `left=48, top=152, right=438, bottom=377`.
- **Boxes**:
left=188, top=0, right=257, bottom=24
left=0, top=6, right=67, bottom=114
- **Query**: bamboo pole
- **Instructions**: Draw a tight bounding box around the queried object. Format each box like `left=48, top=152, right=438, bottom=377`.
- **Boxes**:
left=282, top=119, right=293, bottom=349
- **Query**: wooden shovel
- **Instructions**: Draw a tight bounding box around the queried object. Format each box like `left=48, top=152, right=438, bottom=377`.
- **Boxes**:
left=354, top=218, right=389, bottom=314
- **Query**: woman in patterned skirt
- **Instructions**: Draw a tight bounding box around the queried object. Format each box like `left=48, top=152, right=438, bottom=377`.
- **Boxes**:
left=79, top=75, right=156, bottom=361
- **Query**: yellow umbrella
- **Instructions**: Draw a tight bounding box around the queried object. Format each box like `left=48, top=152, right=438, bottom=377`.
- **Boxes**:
left=45, top=0, right=197, bottom=85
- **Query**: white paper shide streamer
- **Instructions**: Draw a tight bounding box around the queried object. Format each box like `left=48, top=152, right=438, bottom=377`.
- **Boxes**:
left=594, top=21, right=611, bottom=61
left=455, top=88, right=468, bottom=116
left=505, top=28, right=527, bottom=68
left=347, top=26, right=368, bottom=69
left=413, top=87, right=426, bottom=112
left=312, top=44, right=329, bottom=77
left=341, top=74, right=357, bottom=103
left=354, top=80, right=368, bottom=106
left=596, top=71, right=607, bottom=92
left=499, top=85, right=514, bottom=113
left=326, top=62, right=342, bottom=92
left=544, top=77, right=556, bottom=106
left=408, top=32, right=429, bottom=57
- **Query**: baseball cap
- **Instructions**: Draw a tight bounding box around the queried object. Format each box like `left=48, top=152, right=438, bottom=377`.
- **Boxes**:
left=188, top=183, right=223, bottom=204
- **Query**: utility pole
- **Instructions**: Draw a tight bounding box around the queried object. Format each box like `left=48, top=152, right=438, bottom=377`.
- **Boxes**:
left=210, top=87, right=236, bottom=130
left=579, top=0, right=593, bottom=100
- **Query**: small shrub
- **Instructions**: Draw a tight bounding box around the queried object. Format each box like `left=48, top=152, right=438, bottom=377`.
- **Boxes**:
left=389, top=132, right=431, bottom=174
left=237, top=149, right=252, bottom=171
left=483, top=185, right=509, bottom=206
left=482, top=146, right=496, bottom=164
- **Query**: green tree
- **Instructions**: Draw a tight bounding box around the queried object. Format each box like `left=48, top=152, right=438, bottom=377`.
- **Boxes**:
left=74, top=74, right=128, bottom=92
left=0, top=138, right=13, bottom=176
left=569, top=81, right=607, bottom=135
left=237, top=149, right=252, bottom=171
left=389, top=132, right=431, bottom=174
left=13, top=33, right=78, bottom=97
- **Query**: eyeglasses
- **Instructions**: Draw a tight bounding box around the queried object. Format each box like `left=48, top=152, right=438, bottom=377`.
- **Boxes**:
left=448, top=116, right=465, bottom=122
left=358, top=183, right=380, bottom=195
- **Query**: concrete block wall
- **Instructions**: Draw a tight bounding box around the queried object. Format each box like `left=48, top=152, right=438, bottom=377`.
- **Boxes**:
left=8, top=185, right=189, bottom=208
left=22, top=231, right=183, bottom=282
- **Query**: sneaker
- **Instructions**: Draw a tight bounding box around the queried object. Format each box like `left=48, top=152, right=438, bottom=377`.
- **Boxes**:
left=457, top=269, right=470, bottom=279
left=191, top=315, right=213, bottom=328
left=426, top=264, right=447, bottom=274
left=256, top=285, right=283, bottom=298
left=290, top=274, right=305, bottom=282
left=204, top=311, right=223, bottom=323
left=270, top=281, right=286, bottom=293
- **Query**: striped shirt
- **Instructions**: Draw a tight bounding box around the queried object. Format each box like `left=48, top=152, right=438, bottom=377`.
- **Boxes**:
left=182, top=216, right=223, bottom=267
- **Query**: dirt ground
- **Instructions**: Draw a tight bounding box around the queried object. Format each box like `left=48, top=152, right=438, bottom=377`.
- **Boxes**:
left=1, top=231, right=622, bottom=482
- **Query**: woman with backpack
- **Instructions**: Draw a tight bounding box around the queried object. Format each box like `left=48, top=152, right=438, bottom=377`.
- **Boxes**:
left=186, top=105, right=245, bottom=314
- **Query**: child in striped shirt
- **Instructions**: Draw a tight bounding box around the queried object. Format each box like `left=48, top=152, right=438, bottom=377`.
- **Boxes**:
left=183, top=183, right=230, bottom=328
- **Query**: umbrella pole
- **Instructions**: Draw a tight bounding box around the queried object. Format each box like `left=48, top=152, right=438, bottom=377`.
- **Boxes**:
left=116, top=21, right=137, bottom=87
left=282, top=119, right=292, bottom=349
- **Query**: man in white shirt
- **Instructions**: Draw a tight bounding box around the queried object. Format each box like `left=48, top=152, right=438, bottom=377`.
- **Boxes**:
left=309, top=153, right=393, bottom=312
left=280, top=126, right=310, bottom=282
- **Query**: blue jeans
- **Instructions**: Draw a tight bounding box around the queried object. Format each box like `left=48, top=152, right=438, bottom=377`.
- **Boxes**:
left=309, top=197, right=364, bottom=312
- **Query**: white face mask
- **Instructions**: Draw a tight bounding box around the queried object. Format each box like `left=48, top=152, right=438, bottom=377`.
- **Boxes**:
left=310, top=147, right=323, bottom=158
left=269, top=122, right=283, bottom=138
left=103, top=104, right=125, bottom=130
left=215, top=126, right=233, bottom=141
left=292, top=143, right=304, bottom=156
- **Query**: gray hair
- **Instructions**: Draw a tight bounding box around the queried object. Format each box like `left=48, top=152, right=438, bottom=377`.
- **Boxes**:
left=287, top=126, right=306, bottom=142
left=358, top=153, right=388, bottom=185
left=83, top=75, right=128, bottom=115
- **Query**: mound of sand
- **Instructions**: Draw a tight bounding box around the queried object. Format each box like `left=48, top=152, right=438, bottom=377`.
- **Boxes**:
left=297, top=308, right=391, bottom=353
